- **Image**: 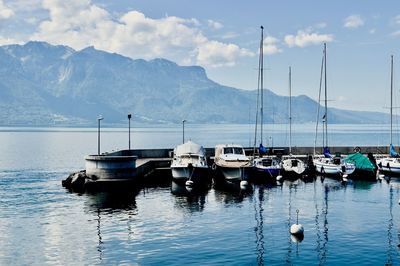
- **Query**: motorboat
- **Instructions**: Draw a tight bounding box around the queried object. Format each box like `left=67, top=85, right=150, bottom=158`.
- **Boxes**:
left=213, top=144, right=252, bottom=185
left=171, top=141, right=209, bottom=184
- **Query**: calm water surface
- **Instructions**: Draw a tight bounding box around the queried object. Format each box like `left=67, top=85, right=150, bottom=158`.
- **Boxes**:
left=0, top=124, right=399, bottom=265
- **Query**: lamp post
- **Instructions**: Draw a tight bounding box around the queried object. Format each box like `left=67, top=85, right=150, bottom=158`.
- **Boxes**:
left=97, top=115, right=104, bottom=155
left=182, top=119, right=186, bottom=144
left=128, top=113, right=132, bottom=150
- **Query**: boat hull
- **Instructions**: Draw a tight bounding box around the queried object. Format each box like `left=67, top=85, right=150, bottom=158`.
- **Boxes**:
left=171, top=166, right=210, bottom=183
left=314, top=160, right=355, bottom=177
left=377, top=158, right=400, bottom=176
left=282, top=159, right=307, bottom=180
left=215, top=165, right=251, bottom=183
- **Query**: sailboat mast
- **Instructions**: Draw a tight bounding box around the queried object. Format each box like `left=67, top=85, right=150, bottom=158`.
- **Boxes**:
left=289, top=66, right=292, bottom=154
left=324, top=43, right=328, bottom=148
left=391, top=55, right=393, bottom=145
left=260, top=26, right=264, bottom=145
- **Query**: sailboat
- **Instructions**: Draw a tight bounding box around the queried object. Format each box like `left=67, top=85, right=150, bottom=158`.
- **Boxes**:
left=377, top=55, right=400, bottom=176
left=281, top=66, right=307, bottom=179
left=252, top=25, right=282, bottom=182
left=313, top=43, right=355, bottom=178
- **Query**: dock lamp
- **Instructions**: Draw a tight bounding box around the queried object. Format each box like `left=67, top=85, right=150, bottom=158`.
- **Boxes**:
left=97, top=115, right=104, bottom=155
left=128, top=113, right=132, bottom=150
left=182, top=119, right=186, bottom=144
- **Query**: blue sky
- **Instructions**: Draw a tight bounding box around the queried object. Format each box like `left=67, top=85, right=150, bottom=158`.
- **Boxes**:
left=1, top=0, right=400, bottom=112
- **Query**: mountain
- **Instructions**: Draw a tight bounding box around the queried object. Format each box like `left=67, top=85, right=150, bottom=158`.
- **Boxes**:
left=0, top=41, right=390, bottom=126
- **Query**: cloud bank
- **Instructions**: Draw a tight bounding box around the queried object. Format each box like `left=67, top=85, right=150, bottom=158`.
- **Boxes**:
left=29, top=0, right=253, bottom=68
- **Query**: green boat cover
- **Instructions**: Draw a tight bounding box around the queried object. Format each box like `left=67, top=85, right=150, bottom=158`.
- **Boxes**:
left=344, top=152, right=376, bottom=171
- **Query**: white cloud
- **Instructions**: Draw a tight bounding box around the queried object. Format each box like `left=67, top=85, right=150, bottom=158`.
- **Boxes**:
left=263, top=36, right=282, bottom=55
left=0, top=0, right=14, bottom=19
left=369, top=28, right=376, bottom=34
left=390, top=30, right=400, bottom=37
left=30, top=0, right=252, bottom=68
left=284, top=29, right=333, bottom=48
left=315, top=22, right=327, bottom=29
left=197, top=41, right=253, bottom=68
left=394, top=15, right=400, bottom=24
left=207, top=19, right=223, bottom=30
left=221, top=31, right=239, bottom=39
left=343, top=15, right=364, bottom=29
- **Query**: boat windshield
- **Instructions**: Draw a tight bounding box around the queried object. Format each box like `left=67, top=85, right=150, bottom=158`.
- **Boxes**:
left=224, top=147, right=245, bottom=155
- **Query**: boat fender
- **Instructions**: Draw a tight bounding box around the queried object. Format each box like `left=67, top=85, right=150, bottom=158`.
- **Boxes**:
left=290, top=210, right=304, bottom=236
left=387, top=162, right=391, bottom=169
left=321, top=166, right=325, bottom=174
left=240, top=180, right=249, bottom=190
left=185, top=180, right=194, bottom=192
left=211, top=163, right=217, bottom=171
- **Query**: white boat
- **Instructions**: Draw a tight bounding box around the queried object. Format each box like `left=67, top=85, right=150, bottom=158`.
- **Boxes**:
left=377, top=55, right=400, bottom=176
left=213, top=144, right=252, bottom=183
left=281, top=67, right=306, bottom=179
left=282, top=157, right=307, bottom=178
left=171, top=141, right=209, bottom=182
left=314, top=155, right=355, bottom=176
left=313, top=43, right=355, bottom=177
left=251, top=26, right=283, bottom=182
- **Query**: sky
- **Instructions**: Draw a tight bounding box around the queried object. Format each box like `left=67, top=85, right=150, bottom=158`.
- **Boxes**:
left=1, top=0, right=400, bottom=113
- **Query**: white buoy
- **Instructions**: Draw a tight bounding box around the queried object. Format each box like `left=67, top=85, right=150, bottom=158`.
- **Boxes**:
left=240, top=180, right=249, bottom=190
left=276, top=175, right=283, bottom=182
left=185, top=180, right=194, bottom=192
left=290, top=209, right=304, bottom=236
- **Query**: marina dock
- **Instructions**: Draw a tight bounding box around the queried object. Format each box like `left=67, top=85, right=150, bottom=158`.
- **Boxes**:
left=62, top=145, right=390, bottom=191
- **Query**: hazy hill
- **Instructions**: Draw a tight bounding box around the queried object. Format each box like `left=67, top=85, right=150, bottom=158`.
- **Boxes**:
left=0, top=41, right=390, bottom=126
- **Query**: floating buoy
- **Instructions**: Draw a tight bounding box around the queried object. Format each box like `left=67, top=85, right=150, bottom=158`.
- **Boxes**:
left=276, top=175, right=283, bottom=182
left=290, top=233, right=304, bottom=243
left=240, top=180, right=249, bottom=190
left=185, top=180, right=194, bottom=192
left=342, top=174, right=348, bottom=183
left=290, top=209, right=304, bottom=236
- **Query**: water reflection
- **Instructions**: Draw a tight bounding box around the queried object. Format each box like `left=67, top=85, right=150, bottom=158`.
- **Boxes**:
left=85, top=190, right=139, bottom=213
left=314, top=180, right=329, bottom=266
left=84, top=190, right=139, bottom=262
left=386, top=185, right=394, bottom=265
left=254, top=186, right=265, bottom=265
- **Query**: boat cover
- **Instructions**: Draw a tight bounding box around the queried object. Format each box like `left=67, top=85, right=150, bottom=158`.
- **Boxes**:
left=174, top=141, right=205, bottom=156
left=344, top=152, right=376, bottom=171
left=390, top=144, right=399, bottom=157
left=323, top=147, right=332, bottom=158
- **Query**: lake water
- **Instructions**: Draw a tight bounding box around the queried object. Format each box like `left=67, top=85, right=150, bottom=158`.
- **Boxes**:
left=0, top=124, right=400, bottom=265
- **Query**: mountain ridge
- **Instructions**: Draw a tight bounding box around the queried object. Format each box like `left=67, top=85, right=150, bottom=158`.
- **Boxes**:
left=0, top=41, right=391, bottom=126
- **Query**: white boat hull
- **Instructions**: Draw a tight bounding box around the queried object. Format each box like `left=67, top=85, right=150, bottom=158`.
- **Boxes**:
left=314, top=158, right=355, bottom=176
left=282, top=158, right=306, bottom=176
left=217, top=166, right=250, bottom=182
left=377, top=157, right=400, bottom=175
left=171, top=166, right=209, bottom=180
